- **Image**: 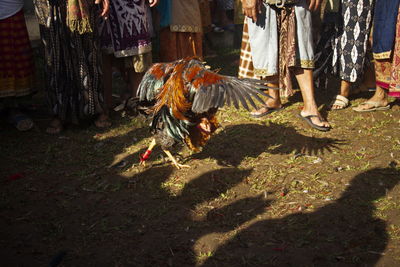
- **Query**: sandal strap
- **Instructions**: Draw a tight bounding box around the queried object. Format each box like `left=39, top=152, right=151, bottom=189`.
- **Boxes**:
left=361, top=101, right=384, bottom=108
left=331, top=95, right=349, bottom=107
left=302, top=114, right=319, bottom=119
left=335, top=95, right=349, bottom=104
left=302, top=114, right=327, bottom=122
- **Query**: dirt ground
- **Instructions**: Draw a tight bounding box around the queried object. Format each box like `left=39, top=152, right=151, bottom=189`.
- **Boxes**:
left=1, top=37, right=400, bottom=266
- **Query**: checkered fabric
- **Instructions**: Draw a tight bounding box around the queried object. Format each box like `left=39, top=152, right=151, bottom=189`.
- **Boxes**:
left=238, top=20, right=255, bottom=79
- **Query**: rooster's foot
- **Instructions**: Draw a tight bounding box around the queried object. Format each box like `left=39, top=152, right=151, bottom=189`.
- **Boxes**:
left=173, top=162, right=190, bottom=169
left=163, top=149, right=190, bottom=169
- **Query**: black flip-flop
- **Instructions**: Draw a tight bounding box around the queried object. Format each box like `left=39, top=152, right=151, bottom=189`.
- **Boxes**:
left=250, top=106, right=283, bottom=118
left=297, top=114, right=331, bottom=132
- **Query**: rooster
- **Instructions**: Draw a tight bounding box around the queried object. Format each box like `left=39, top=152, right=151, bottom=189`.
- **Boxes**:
left=137, top=57, right=275, bottom=169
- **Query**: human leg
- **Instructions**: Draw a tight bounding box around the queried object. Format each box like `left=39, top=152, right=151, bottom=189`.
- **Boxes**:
left=3, top=98, right=34, bottom=132
left=352, top=65, right=376, bottom=95
left=46, top=117, right=63, bottom=134
left=352, top=86, right=390, bottom=112
left=250, top=79, right=283, bottom=117
left=102, top=53, right=114, bottom=111
left=295, top=68, right=330, bottom=129
left=329, top=80, right=351, bottom=110
left=0, top=9, right=35, bottom=131
left=128, top=71, right=144, bottom=98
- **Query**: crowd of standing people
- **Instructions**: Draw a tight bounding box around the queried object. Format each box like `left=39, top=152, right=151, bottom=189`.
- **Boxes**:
left=0, top=0, right=399, bottom=133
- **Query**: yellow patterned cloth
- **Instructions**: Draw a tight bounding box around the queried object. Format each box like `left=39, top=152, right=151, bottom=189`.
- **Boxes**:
left=0, top=10, right=34, bottom=98
left=234, top=0, right=244, bottom=24
left=170, top=0, right=202, bottom=33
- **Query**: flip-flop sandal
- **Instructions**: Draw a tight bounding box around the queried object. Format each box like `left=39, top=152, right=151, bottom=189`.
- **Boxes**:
left=297, top=114, right=331, bottom=132
left=212, top=26, right=224, bottom=33
left=8, top=113, right=34, bottom=131
left=250, top=106, right=283, bottom=118
left=222, top=24, right=235, bottom=32
left=352, top=101, right=390, bottom=112
left=329, top=95, right=349, bottom=110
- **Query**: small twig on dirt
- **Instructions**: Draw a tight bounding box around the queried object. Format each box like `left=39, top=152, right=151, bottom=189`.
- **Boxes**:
left=367, top=251, right=386, bottom=255
left=168, top=246, right=175, bottom=256
left=88, top=222, right=98, bottom=230
left=15, top=211, right=33, bottom=221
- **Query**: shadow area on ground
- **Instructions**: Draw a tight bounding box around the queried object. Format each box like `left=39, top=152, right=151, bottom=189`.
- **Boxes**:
left=86, top=166, right=399, bottom=266
left=86, top=165, right=263, bottom=266
left=1, top=151, right=398, bottom=267
left=192, top=123, right=345, bottom=167
left=200, top=167, right=400, bottom=266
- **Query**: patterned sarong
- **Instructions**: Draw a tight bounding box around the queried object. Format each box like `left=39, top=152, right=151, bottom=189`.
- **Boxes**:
left=99, top=0, right=152, bottom=58
left=158, top=0, right=203, bottom=62
left=34, top=0, right=104, bottom=122
left=372, top=0, right=400, bottom=59
left=314, top=0, right=374, bottom=89
left=159, top=29, right=203, bottom=62
left=0, top=10, right=34, bottom=98
left=374, top=4, right=400, bottom=98
left=239, top=0, right=314, bottom=96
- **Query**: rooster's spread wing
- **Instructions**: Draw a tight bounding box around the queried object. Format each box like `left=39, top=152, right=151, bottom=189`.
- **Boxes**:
left=183, top=59, right=272, bottom=113
left=138, top=58, right=274, bottom=115
left=137, top=62, right=176, bottom=102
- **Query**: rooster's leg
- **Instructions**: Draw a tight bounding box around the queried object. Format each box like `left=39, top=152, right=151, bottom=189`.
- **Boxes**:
left=163, top=150, right=190, bottom=169
left=139, top=138, right=157, bottom=167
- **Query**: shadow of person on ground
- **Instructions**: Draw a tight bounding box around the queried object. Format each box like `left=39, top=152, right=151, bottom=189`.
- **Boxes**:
left=200, top=167, right=400, bottom=266
left=106, top=166, right=262, bottom=266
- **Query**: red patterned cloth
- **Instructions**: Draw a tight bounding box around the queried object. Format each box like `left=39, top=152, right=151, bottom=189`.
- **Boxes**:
left=374, top=5, right=400, bottom=98
left=0, top=9, right=34, bottom=98
left=159, top=28, right=203, bottom=62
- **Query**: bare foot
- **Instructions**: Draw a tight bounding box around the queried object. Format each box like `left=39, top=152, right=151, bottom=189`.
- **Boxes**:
left=352, top=100, right=389, bottom=112
left=46, top=118, right=63, bottom=134
left=330, top=95, right=349, bottom=110
left=95, top=114, right=111, bottom=128
left=300, top=110, right=330, bottom=129
left=250, top=99, right=282, bottom=118
left=351, top=83, right=375, bottom=95
left=353, top=89, right=389, bottom=111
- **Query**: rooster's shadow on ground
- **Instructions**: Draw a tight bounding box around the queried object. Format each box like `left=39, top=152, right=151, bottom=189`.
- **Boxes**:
left=192, top=122, right=345, bottom=167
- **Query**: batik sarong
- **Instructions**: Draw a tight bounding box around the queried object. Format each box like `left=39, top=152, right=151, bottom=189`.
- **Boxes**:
left=374, top=3, right=400, bottom=98
left=314, top=0, right=374, bottom=88
left=34, top=0, right=104, bottom=122
left=372, top=0, right=400, bottom=59
left=0, top=10, right=34, bottom=98
left=99, top=0, right=152, bottom=58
